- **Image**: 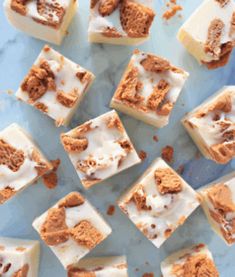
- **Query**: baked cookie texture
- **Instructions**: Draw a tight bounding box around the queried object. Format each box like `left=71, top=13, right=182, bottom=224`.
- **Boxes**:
left=177, top=0, right=235, bottom=69
left=16, top=45, right=95, bottom=127
left=182, top=86, right=235, bottom=164
left=0, top=237, right=40, bottom=277
left=118, top=158, right=200, bottom=248
left=88, top=0, right=155, bottom=45
left=0, top=123, right=52, bottom=205
left=110, top=50, right=189, bottom=128
left=60, top=110, right=141, bottom=188
left=32, top=192, right=112, bottom=269
left=199, top=171, right=235, bottom=246
left=67, top=256, right=128, bottom=277
left=161, top=243, right=219, bottom=277
left=3, top=0, right=77, bottom=44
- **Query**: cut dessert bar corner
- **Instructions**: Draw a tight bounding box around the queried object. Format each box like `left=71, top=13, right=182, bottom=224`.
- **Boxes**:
left=67, top=256, right=128, bottom=276
left=88, top=0, right=155, bottom=45
left=118, top=157, right=200, bottom=248
left=110, top=49, right=189, bottom=128
left=182, top=86, right=235, bottom=164
left=198, top=171, right=235, bottom=246
left=60, top=110, right=141, bottom=189
left=32, top=191, right=112, bottom=269
left=0, top=123, right=52, bottom=205
left=161, top=243, right=219, bottom=277
left=16, top=45, right=95, bottom=127
left=0, top=237, right=40, bottom=277
left=3, top=0, right=78, bottom=45
left=177, top=0, right=235, bottom=69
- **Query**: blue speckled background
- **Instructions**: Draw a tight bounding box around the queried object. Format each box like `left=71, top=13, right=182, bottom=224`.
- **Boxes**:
left=0, top=0, right=235, bottom=276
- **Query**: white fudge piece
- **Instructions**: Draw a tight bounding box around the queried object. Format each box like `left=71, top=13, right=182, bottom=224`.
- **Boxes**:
left=16, top=45, right=95, bottom=127
left=0, top=237, right=40, bottom=277
left=118, top=158, right=200, bottom=248
left=32, top=192, right=112, bottom=269
left=182, top=86, right=235, bottom=164
left=110, top=50, right=189, bottom=128
left=67, top=256, right=128, bottom=276
left=60, top=110, right=141, bottom=188
left=3, top=0, right=77, bottom=45
left=0, top=123, right=52, bottom=205
left=198, top=172, right=235, bottom=245
left=177, top=0, right=235, bottom=69
left=88, top=0, right=155, bottom=45
left=161, top=244, right=219, bottom=277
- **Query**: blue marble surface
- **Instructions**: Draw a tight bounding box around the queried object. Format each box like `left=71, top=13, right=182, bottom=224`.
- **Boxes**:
left=0, top=0, right=235, bottom=276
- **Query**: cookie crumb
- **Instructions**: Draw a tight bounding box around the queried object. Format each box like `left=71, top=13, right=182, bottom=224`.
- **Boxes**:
left=139, top=150, right=147, bottom=161
left=153, top=135, right=159, bottom=142
left=142, top=273, right=154, bottom=277
left=42, top=159, right=60, bottom=189
left=161, top=145, right=174, bottom=163
left=162, top=0, right=183, bottom=20
left=107, top=205, right=116, bottom=216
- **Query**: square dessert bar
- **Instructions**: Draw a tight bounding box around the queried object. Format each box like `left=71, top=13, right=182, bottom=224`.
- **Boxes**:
left=182, top=86, right=235, bottom=164
left=89, top=0, right=155, bottom=45
left=60, top=110, right=141, bottom=188
left=67, top=256, right=128, bottom=276
left=110, top=50, right=189, bottom=128
left=16, top=45, right=95, bottom=127
left=199, top=172, right=235, bottom=245
left=118, top=158, right=200, bottom=248
left=32, top=192, right=112, bottom=269
left=0, top=237, right=40, bottom=277
left=0, top=123, right=52, bottom=205
left=4, top=0, right=77, bottom=45
left=161, top=244, right=219, bottom=277
left=177, top=0, right=235, bottom=69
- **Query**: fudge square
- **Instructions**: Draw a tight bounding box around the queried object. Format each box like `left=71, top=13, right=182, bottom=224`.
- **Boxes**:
left=0, top=123, right=52, bottom=205
left=199, top=172, right=235, bottom=245
left=182, top=86, right=235, bottom=164
left=161, top=244, right=219, bottom=277
left=60, top=110, right=141, bottom=188
left=67, top=256, right=128, bottom=276
left=118, top=158, right=200, bottom=248
left=16, top=45, right=95, bottom=127
left=4, top=0, right=77, bottom=45
left=110, top=50, right=189, bottom=128
left=32, top=192, right=112, bottom=269
left=88, top=0, right=155, bottom=45
left=0, top=237, right=40, bottom=277
left=177, top=0, right=235, bottom=69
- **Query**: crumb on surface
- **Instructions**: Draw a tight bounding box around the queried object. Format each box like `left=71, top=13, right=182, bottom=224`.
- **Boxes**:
left=42, top=159, right=60, bottom=190
left=142, top=273, right=154, bottom=277
left=161, top=145, right=174, bottom=163
left=107, top=205, right=116, bottom=216
left=162, top=0, right=183, bottom=20
left=153, top=135, right=159, bottom=142
left=139, top=150, right=147, bottom=161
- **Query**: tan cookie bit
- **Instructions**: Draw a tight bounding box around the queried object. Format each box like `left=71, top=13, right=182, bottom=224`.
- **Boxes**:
left=208, top=183, right=235, bottom=213
left=102, top=27, right=123, bottom=38
left=209, top=93, right=232, bottom=114
left=70, top=220, right=103, bottom=249
left=120, top=1, right=155, bottom=38
left=142, top=273, right=154, bottom=277
left=106, top=114, right=124, bottom=132
left=118, top=139, right=133, bottom=153
left=21, top=61, right=56, bottom=103
left=0, top=187, right=16, bottom=204
left=130, top=185, right=149, bottom=211
left=172, top=254, right=219, bottom=277
left=34, top=102, right=48, bottom=113
left=77, top=158, right=97, bottom=174
left=42, top=171, right=58, bottom=189
left=0, top=139, right=25, bottom=172
left=31, top=149, right=51, bottom=176
left=58, top=192, right=85, bottom=208
left=215, top=0, right=230, bottom=7
left=40, top=207, right=69, bottom=246
left=35, top=1, right=65, bottom=28
left=205, top=19, right=225, bottom=58
left=12, top=264, right=29, bottom=277
left=161, top=145, right=174, bottom=163
left=68, top=268, right=96, bottom=277
left=155, top=168, right=182, bottom=195
left=98, top=0, right=119, bottom=16
left=141, top=55, right=171, bottom=73
left=11, top=0, right=28, bottom=16
left=107, top=204, right=116, bottom=216
left=139, top=150, right=147, bottom=161
left=61, top=135, right=88, bottom=153
left=162, top=3, right=182, bottom=20
left=147, top=80, right=172, bottom=116
left=209, top=142, right=235, bottom=164
left=15, top=247, right=26, bottom=252
left=57, top=90, right=79, bottom=108
left=76, top=71, right=92, bottom=84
